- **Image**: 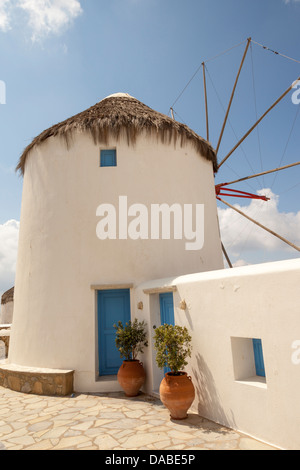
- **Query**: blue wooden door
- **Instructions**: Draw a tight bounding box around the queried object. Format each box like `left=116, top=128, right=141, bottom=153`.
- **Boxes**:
left=159, top=293, right=175, bottom=374
left=98, top=289, right=131, bottom=376
left=253, top=339, right=266, bottom=377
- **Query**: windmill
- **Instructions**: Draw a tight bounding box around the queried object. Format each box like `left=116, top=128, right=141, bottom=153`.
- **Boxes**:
left=169, top=38, right=300, bottom=267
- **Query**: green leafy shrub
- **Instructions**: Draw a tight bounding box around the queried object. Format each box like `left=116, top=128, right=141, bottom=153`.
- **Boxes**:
left=154, top=324, right=192, bottom=375
left=114, top=319, right=148, bottom=361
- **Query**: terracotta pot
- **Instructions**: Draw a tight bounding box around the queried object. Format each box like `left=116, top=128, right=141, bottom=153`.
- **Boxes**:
left=159, top=372, right=195, bottom=420
left=117, top=360, right=146, bottom=397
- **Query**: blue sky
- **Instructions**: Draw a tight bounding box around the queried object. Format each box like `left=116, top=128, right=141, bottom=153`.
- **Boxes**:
left=0, top=0, right=300, bottom=296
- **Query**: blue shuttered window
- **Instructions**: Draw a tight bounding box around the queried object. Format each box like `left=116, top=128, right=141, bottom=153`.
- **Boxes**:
left=252, top=339, right=266, bottom=378
left=100, top=149, right=117, bottom=167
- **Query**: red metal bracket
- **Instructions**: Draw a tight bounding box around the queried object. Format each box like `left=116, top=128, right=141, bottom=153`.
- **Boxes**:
left=215, top=184, right=270, bottom=202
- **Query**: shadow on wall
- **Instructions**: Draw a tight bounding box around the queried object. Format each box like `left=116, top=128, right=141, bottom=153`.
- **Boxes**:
left=192, top=353, right=236, bottom=431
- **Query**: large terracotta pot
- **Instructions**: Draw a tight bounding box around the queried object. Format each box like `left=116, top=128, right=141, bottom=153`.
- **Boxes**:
left=159, top=372, right=195, bottom=420
left=117, top=360, right=146, bottom=397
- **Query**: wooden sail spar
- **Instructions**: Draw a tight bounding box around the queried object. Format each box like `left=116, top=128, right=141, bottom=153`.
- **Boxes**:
left=170, top=38, right=300, bottom=178
left=217, top=161, right=300, bottom=188
left=217, top=77, right=300, bottom=170
left=215, top=161, right=300, bottom=203
left=221, top=243, right=233, bottom=268
left=202, top=63, right=209, bottom=142
left=169, top=38, right=300, bottom=266
left=217, top=196, right=300, bottom=254
left=215, top=38, right=252, bottom=156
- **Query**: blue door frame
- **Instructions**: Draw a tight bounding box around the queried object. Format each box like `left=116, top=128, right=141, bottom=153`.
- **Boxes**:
left=159, top=292, right=175, bottom=374
left=98, top=289, right=131, bottom=376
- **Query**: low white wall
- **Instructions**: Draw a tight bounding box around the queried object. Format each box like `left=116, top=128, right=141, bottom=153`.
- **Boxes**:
left=136, top=258, right=300, bottom=450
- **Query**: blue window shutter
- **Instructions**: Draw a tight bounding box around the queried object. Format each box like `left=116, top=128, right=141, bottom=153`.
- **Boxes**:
left=253, top=339, right=266, bottom=377
left=100, top=149, right=117, bottom=167
left=160, top=293, right=175, bottom=327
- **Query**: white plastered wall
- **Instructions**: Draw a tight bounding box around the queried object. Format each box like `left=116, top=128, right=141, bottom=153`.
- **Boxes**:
left=136, top=258, right=300, bottom=450
left=9, top=130, right=223, bottom=392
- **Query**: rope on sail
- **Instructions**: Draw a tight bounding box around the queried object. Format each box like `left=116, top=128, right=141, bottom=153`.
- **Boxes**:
left=251, top=40, right=300, bottom=65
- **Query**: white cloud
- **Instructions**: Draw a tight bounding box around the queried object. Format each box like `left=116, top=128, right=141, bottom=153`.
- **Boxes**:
left=0, top=0, right=11, bottom=32
left=218, top=188, right=300, bottom=263
left=0, top=0, right=83, bottom=41
left=232, top=259, right=250, bottom=268
left=18, top=0, right=83, bottom=42
left=0, top=220, right=19, bottom=304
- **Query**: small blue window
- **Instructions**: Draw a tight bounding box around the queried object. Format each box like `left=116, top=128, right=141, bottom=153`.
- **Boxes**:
left=252, top=339, right=266, bottom=378
left=100, top=149, right=117, bottom=167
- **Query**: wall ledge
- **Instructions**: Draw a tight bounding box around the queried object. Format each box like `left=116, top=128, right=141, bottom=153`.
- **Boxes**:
left=0, top=363, right=74, bottom=396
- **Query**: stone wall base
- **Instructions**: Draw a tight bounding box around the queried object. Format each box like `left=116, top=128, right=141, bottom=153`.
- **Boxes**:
left=0, top=364, right=74, bottom=396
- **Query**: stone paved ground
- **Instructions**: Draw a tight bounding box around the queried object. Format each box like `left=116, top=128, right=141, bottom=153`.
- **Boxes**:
left=0, top=386, right=277, bottom=451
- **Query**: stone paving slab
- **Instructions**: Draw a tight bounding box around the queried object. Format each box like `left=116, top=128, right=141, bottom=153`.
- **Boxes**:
left=0, top=386, right=278, bottom=451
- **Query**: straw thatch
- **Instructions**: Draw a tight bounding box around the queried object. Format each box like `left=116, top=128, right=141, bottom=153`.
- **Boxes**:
left=1, top=287, right=14, bottom=306
left=16, top=94, right=218, bottom=175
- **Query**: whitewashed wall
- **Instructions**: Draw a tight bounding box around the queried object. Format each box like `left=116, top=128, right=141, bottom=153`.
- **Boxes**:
left=136, top=258, right=300, bottom=450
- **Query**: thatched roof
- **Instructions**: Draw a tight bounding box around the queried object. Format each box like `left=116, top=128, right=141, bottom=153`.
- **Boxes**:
left=16, top=93, right=218, bottom=175
left=1, top=287, right=14, bottom=306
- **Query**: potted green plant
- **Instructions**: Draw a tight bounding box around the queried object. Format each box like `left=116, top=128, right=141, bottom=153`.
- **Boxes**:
left=154, top=324, right=195, bottom=420
left=114, top=319, right=148, bottom=397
